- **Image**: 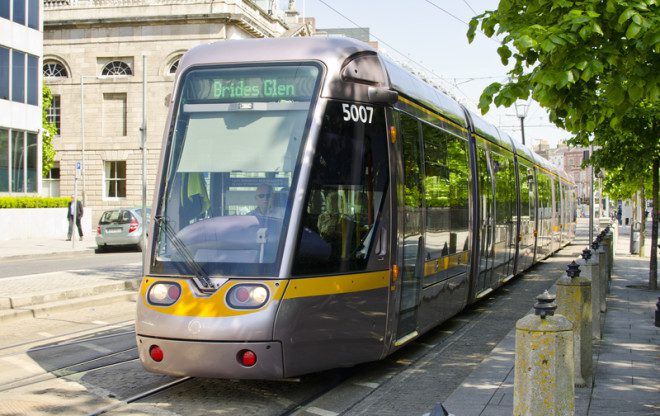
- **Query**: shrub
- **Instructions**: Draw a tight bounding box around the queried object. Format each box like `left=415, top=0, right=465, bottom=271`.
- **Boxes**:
left=0, top=196, right=71, bottom=208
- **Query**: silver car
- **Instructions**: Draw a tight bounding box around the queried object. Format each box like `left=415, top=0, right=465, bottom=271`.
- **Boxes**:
left=95, top=207, right=151, bottom=252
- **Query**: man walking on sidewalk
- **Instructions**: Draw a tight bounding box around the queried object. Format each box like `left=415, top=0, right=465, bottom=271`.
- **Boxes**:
left=67, top=195, right=84, bottom=241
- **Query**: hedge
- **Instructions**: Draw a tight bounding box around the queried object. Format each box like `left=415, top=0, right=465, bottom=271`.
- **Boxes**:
left=0, top=196, right=71, bottom=208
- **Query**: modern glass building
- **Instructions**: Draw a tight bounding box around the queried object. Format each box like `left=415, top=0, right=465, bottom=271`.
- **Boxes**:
left=0, top=0, right=43, bottom=195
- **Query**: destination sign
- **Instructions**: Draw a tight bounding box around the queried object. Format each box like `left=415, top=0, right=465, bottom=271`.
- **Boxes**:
left=181, top=65, right=319, bottom=102
left=213, top=79, right=296, bottom=99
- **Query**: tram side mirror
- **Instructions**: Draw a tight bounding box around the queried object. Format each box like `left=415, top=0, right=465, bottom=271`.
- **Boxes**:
left=368, top=86, right=398, bottom=105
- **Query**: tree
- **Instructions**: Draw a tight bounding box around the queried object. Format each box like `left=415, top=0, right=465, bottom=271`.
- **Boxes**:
left=594, top=103, right=659, bottom=289
left=467, top=0, right=658, bottom=138
left=42, top=83, right=58, bottom=177
left=468, top=0, right=659, bottom=289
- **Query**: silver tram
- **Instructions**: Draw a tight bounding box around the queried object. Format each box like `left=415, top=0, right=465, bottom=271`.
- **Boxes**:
left=136, top=37, right=576, bottom=379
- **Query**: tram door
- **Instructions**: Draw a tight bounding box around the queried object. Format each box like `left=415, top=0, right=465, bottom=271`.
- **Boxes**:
left=475, top=143, right=496, bottom=295
left=396, top=114, right=424, bottom=341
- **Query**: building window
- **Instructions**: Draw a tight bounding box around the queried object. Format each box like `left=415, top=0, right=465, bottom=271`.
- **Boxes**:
left=102, top=93, right=127, bottom=136
left=26, top=132, right=36, bottom=192
left=27, top=54, right=38, bottom=105
left=0, top=129, right=8, bottom=192
left=11, top=130, right=24, bottom=192
left=27, top=0, right=38, bottom=30
left=101, top=61, right=132, bottom=76
left=12, top=0, right=25, bottom=25
left=0, top=47, right=8, bottom=100
left=104, top=161, right=127, bottom=198
left=43, top=61, right=68, bottom=78
left=11, top=50, right=25, bottom=103
left=47, top=95, right=61, bottom=135
left=43, top=162, right=60, bottom=197
left=168, top=59, right=180, bottom=75
left=0, top=1, right=9, bottom=20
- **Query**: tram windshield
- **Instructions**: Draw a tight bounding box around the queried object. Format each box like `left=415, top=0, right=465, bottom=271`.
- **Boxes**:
left=152, top=64, right=321, bottom=277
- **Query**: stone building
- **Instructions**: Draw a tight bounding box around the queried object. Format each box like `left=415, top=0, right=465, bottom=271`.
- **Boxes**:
left=0, top=0, right=43, bottom=195
left=43, top=0, right=311, bottom=227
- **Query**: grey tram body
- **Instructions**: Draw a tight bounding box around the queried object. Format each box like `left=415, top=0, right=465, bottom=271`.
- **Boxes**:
left=136, top=37, right=576, bottom=379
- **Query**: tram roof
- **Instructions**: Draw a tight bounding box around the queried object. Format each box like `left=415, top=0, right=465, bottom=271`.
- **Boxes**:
left=178, top=37, right=467, bottom=128
left=381, top=57, right=467, bottom=128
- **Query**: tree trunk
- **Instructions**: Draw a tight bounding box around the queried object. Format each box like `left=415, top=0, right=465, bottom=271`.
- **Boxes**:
left=640, top=181, right=646, bottom=257
left=650, top=158, right=658, bottom=290
left=630, top=191, right=637, bottom=254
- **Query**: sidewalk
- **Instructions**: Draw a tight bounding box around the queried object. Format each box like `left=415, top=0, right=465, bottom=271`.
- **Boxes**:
left=442, top=223, right=659, bottom=415
left=0, top=234, right=97, bottom=261
left=0, top=235, right=141, bottom=322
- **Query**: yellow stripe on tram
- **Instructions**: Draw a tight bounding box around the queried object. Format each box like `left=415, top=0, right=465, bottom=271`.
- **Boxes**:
left=283, top=270, right=390, bottom=299
left=398, top=96, right=468, bottom=133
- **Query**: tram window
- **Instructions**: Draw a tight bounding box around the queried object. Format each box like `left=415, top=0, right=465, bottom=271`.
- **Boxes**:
left=152, top=64, right=321, bottom=277
left=423, top=123, right=450, bottom=260
left=292, top=101, right=388, bottom=276
left=447, top=135, right=470, bottom=256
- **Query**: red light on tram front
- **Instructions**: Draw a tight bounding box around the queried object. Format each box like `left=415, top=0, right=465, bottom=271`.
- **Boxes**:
left=149, top=345, right=164, bottom=362
left=238, top=349, right=257, bottom=367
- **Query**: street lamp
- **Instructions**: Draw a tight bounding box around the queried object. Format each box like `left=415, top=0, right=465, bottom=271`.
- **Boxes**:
left=514, top=99, right=530, bottom=146
left=80, top=75, right=100, bottom=206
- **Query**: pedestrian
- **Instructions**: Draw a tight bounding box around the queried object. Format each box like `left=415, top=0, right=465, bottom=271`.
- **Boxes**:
left=67, top=195, right=84, bottom=241
left=616, top=206, right=622, bottom=225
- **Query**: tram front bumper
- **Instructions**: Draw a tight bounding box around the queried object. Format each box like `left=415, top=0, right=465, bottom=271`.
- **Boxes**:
left=136, top=335, right=284, bottom=379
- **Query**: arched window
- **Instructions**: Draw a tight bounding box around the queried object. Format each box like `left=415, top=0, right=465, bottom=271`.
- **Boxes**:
left=102, top=61, right=133, bottom=76
left=43, top=61, right=68, bottom=78
left=168, top=59, right=180, bottom=75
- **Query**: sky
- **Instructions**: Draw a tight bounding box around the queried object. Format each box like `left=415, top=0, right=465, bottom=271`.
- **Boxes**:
left=289, top=0, right=572, bottom=149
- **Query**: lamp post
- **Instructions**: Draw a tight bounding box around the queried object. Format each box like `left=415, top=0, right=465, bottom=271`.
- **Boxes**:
left=514, top=100, right=530, bottom=146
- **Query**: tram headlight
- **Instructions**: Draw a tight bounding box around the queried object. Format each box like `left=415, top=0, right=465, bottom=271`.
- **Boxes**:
left=227, top=284, right=270, bottom=309
left=147, top=282, right=182, bottom=306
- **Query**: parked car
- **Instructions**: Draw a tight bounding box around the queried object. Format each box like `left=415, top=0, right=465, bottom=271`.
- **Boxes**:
left=95, top=207, right=151, bottom=252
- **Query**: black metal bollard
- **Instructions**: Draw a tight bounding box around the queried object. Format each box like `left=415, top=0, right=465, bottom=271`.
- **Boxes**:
left=656, top=297, right=660, bottom=328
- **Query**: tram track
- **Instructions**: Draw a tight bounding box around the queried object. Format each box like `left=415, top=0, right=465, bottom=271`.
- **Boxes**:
left=0, top=345, right=138, bottom=392
left=0, top=320, right=134, bottom=355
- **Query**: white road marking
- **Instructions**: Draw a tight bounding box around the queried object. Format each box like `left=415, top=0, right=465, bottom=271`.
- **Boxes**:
left=306, top=407, right=339, bottom=416
left=80, top=343, right=113, bottom=354
left=353, top=381, right=379, bottom=389
left=38, top=332, right=53, bottom=337
left=92, top=320, right=108, bottom=325
left=1, top=355, right=44, bottom=375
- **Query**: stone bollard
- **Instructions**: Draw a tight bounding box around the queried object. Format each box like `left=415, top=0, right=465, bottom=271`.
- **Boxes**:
left=595, top=238, right=608, bottom=313
left=603, top=227, right=614, bottom=280
left=514, top=291, right=575, bottom=416
left=556, top=261, right=593, bottom=387
left=581, top=248, right=602, bottom=339
left=598, top=230, right=612, bottom=283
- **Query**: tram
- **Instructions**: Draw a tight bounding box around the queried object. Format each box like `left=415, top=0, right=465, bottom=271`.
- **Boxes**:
left=136, top=37, right=576, bottom=379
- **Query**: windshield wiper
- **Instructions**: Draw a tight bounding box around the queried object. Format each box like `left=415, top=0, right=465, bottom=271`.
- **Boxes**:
left=154, top=215, right=215, bottom=292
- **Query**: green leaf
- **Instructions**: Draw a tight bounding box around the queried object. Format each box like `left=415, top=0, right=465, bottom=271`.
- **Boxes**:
left=609, top=84, right=625, bottom=105
left=514, top=35, right=536, bottom=51
left=467, top=18, right=478, bottom=43
left=592, top=22, right=603, bottom=36
left=540, top=38, right=557, bottom=52
left=606, top=0, right=616, bottom=13
left=478, top=93, right=493, bottom=114
left=618, top=8, right=636, bottom=25
left=626, top=22, right=642, bottom=39
left=497, top=45, right=512, bottom=65
left=628, top=84, right=643, bottom=101
left=579, top=25, right=592, bottom=40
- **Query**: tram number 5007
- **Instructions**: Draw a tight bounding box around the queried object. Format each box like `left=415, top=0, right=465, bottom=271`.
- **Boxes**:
left=342, top=104, right=374, bottom=124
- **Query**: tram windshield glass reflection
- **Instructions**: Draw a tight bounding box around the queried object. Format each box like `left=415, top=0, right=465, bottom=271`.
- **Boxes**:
left=152, top=64, right=320, bottom=277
